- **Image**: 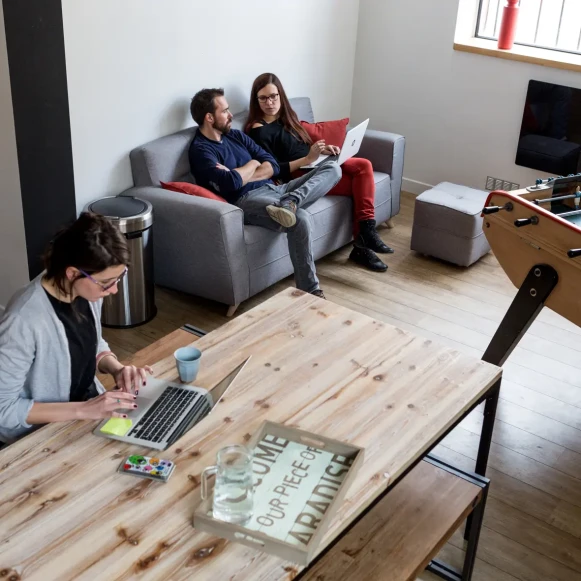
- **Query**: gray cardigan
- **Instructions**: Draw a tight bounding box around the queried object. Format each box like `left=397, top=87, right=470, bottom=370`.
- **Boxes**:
left=0, top=276, right=110, bottom=443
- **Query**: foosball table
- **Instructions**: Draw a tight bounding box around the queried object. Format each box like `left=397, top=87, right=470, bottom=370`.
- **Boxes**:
left=482, top=173, right=581, bottom=346
left=462, top=173, right=581, bottom=539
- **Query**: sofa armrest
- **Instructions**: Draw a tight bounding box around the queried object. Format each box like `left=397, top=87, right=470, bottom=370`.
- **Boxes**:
left=358, top=129, right=405, bottom=216
left=120, top=186, right=249, bottom=307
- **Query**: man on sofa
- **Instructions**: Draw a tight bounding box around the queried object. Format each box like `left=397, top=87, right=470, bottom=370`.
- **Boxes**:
left=189, top=88, right=341, bottom=299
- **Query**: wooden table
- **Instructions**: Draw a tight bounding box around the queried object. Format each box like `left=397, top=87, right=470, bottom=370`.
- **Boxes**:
left=0, top=289, right=501, bottom=580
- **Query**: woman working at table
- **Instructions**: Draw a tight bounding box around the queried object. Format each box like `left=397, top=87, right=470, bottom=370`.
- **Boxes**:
left=246, top=72, right=394, bottom=272
left=0, top=213, right=152, bottom=444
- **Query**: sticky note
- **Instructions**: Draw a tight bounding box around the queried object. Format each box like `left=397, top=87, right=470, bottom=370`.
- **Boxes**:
left=100, top=418, right=133, bottom=436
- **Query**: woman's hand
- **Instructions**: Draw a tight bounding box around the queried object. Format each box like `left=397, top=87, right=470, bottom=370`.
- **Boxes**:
left=79, top=390, right=138, bottom=420
left=113, top=365, right=154, bottom=394
left=323, top=145, right=341, bottom=155
left=305, top=140, right=326, bottom=164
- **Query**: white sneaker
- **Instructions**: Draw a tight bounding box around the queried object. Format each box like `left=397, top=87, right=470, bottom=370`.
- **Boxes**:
left=266, top=201, right=297, bottom=228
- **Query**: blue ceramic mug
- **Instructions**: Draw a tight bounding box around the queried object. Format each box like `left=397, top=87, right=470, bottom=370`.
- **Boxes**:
left=174, top=346, right=202, bottom=383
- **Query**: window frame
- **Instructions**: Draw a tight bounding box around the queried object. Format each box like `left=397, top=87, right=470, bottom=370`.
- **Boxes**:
left=453, top=0, right=581, bottom=74
left=475, top=0, right=581, bottom=58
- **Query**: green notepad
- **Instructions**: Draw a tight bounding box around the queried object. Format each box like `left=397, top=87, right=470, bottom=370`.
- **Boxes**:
left=100, top=418, right=133, bottom=436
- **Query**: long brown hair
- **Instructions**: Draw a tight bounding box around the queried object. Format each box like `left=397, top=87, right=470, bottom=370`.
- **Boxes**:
left=245, top=73, right=311, bottom=144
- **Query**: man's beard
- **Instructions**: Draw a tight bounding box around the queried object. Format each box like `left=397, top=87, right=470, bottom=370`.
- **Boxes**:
left=213, top=120, right=231, bottom=134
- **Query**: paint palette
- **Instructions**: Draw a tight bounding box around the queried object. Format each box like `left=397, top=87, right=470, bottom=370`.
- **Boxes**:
left=118, top=455, right=175, bottom=482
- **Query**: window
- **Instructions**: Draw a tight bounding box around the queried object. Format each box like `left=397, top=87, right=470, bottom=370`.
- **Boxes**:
left=476, top=0, right=581, bottom=56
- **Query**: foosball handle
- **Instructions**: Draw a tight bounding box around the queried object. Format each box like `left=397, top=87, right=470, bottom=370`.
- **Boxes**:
left=515, top=216, right=539, bottom=227
left=567, top=249, right=581, bottom=258
left=483, top=202, right=513, bottom=215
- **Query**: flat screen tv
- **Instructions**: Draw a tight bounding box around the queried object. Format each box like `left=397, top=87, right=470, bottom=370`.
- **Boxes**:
left=516, top=80, right=581, bottom=176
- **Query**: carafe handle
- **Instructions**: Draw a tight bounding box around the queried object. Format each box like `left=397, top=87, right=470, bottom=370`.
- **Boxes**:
left=201, top=465, right=217, bottom=500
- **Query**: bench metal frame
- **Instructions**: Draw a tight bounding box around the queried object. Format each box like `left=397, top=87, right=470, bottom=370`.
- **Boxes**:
left=424, top=456, right=489, bottom=581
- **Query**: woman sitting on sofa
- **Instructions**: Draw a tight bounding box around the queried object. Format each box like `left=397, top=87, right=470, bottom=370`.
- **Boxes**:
left=245, top=72, right=393, bottom=272
left=0, top=213, right=152, bottom=445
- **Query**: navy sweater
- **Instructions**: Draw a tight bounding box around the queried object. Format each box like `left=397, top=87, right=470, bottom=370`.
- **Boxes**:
left=189, top=129, right=280, bottom=204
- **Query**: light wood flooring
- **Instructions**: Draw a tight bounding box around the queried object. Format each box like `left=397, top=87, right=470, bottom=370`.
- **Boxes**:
left=104, top=192, right=581, bottom=581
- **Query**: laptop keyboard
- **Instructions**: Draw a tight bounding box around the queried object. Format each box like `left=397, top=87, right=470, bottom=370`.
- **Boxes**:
left=128, top=386, right=211, bottom=444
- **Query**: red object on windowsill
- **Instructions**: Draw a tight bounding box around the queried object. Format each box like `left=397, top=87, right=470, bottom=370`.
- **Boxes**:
left=498, top=0, right=520, bottom=50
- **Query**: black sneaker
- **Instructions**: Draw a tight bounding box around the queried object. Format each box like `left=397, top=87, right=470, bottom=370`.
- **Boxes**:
left=266, top=199, right=298, bottom=228
left=358, top=219, right=394, bottom=254
left=349, top=246, right=388, bottom=272
left=311, top=289, right=326, bottom=299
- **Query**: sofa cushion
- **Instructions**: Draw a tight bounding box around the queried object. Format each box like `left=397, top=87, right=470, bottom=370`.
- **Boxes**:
left=300, top=118, right=349, bottom=147
left=244, top=195, right=353, bottom=273
left=160, top=181, right=227, bottom=203
left=130, top=127, right=197, bottom=187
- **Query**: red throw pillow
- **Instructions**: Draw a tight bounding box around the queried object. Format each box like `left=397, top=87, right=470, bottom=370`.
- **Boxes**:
left=160, top=181, right=227, bottom=203
left=300, top=118, right=349, bottom=147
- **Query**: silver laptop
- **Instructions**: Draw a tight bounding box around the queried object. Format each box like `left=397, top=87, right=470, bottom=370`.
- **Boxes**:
left=93, top=357, right=251, bottom=450
left=301, top=118, right=370, bottom=169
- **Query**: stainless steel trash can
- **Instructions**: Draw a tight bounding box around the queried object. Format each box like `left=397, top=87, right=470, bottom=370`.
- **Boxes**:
left=86, top=196, right=156, bottom=328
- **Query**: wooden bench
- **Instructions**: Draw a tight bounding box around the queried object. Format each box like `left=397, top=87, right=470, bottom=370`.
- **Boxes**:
left=300, top=456, right=489, bottom=581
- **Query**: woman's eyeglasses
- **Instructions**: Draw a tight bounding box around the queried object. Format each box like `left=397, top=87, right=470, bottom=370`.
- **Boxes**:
left=78, top=267, right=128, bottom=291
left=257, top=93, right=279, bottom=104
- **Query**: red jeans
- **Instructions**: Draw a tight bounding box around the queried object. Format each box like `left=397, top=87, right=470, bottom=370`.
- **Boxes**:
left=292, top=158, right=375, bottom=236
left=328, top=157, right=375, bottom=235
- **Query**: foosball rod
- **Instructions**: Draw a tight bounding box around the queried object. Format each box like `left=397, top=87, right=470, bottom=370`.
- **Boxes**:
left=556, top=208, right=581, bottom=218
left=534, top=192, right=581, bottom=205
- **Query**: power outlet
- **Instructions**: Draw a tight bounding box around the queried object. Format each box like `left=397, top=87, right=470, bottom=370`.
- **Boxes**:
left=485, top=176, right=520, bottom=191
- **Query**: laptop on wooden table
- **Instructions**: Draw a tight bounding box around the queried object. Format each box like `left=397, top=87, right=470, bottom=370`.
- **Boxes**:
left=93, top=357, right=251, bottom=450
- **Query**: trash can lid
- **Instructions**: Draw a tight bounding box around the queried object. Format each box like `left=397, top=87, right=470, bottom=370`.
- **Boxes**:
left=86, top=196, right=153, bottom=234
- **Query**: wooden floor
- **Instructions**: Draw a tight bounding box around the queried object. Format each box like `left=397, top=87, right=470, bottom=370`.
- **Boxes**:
left=104, top=192, right=581, bottom=581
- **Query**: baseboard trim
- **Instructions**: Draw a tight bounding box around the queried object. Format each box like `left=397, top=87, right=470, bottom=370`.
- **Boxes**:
left=402, top=177, right=434, bottom=196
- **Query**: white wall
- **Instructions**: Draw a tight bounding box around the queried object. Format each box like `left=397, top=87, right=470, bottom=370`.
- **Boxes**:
left=351, top=0, right=581, bottom=194
left=0, top=3, right=29, bottom=308
left=62, top=0, right=361, bottom=213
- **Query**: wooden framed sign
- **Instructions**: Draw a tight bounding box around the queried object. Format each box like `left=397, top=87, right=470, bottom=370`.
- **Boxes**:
left=193, top=421, right=364, bottom=565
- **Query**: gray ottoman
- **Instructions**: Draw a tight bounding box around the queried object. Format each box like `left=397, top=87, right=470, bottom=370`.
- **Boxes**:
left=410, top=182, right=490, bottom=267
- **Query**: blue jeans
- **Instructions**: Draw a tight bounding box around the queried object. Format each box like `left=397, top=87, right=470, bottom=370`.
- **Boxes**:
left=235, top=161, right=341, bottom=293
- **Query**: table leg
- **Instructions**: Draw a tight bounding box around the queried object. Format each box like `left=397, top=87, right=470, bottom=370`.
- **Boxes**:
left=474, top=379, right=501, bottom=477
left=461, top=479, right=489, bottom=580
left=463, top=378, right=500, bottom=541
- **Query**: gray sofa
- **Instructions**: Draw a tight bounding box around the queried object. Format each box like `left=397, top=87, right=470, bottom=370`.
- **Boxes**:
left=120, top=97, right=405, bottom=314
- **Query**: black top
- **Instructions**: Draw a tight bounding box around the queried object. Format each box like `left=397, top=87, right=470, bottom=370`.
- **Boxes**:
left=45, top=291, right=99, bottom=402
left=248, top=120, right=310, bottom=182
